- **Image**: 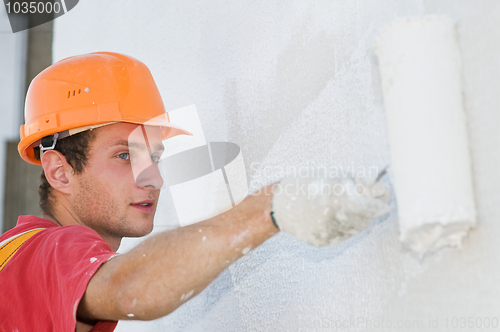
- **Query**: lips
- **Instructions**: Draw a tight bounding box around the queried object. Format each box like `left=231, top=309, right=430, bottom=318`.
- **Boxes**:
left=131, top=199, right=156, bottom=213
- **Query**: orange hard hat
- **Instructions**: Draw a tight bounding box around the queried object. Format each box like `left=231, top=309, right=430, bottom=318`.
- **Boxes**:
left=19, top=51, right=191, bottom=165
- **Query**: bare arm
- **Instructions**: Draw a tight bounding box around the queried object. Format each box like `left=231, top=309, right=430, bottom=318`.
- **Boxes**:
left=78, top=184, right=278, bottom=321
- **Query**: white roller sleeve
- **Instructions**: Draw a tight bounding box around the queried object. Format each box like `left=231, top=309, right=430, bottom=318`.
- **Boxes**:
left=374, top=16, right=477, bottom=257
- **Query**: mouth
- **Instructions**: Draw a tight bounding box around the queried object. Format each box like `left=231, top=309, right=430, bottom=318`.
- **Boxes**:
left=131, top=199, right=156, bottom=213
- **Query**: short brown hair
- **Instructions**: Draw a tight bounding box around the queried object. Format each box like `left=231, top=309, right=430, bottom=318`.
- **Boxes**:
left=37, top=130, right=97, bottom=218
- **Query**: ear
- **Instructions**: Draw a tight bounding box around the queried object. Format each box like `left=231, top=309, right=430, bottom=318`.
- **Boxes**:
left=41, top=150, right=74, bottom=195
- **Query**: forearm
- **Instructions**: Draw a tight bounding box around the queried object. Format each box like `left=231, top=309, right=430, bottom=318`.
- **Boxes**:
left=79, top=184, right=278, bottom=321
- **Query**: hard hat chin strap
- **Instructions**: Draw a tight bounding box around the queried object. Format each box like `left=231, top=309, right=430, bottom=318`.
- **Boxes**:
left=39, top=133, right=59, bottom=152
left=38, top=123, right=113, bottom=157
left=39, top=130, right=71, bottom=153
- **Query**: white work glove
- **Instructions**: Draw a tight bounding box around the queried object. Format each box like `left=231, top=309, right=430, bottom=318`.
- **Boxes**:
left=271, top=173, right=391, bottom=247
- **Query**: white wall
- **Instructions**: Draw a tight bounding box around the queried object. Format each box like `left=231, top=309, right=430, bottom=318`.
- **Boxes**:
left=0, top=8, right=27, bottom=231
left=53, top=1, right=500, bottom=331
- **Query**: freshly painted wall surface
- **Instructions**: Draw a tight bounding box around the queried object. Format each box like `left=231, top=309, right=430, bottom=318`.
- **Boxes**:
left=52, top=1, right=500, bottom=331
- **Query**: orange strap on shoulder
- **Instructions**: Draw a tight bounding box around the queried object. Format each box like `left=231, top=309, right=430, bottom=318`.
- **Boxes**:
left=0, top=228, right=45, bottom=273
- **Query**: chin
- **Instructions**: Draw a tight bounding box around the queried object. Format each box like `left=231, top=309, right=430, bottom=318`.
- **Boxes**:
left=121, top=216, right=155, bottom=238
left=134, top=220, right=155, bottom=237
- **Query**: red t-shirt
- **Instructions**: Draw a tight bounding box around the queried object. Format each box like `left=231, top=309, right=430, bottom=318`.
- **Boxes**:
left=0, top=215, right=119, bottom=331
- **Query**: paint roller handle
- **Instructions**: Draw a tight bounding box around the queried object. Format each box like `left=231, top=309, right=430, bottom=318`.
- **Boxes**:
left=375, top=164, right=389, bottom=183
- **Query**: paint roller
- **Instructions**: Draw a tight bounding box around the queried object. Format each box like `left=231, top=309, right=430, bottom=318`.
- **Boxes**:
left=374, top=16, right=477, bottom=258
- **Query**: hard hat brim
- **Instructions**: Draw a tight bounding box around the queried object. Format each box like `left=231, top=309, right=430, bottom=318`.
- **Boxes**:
left=18, top=118, right=192, bottom=166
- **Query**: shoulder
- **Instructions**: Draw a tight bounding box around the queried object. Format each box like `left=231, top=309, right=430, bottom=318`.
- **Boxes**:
left=1, top=215, right=118, bottom=278
left=2, top=216, right=118, bottom=266
left=34, top=224, right=116, bottom=261
left=0, top=217, right=118, bottom=331
left=8, top=215, right=113, bottom=252
left=0, top=215, right=54, bottom=241
left=44, top=223, right=107, bottom=244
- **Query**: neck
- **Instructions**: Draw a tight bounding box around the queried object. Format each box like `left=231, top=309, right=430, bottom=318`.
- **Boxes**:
left=44, top=202, right=122, bottom=252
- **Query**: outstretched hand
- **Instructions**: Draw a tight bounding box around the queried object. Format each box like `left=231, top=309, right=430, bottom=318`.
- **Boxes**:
left=271, top=173, right=391, bottom=246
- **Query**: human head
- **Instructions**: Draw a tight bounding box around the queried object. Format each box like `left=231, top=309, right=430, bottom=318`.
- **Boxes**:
left=19, top=52, right=190, bottom=243
left=40, top=122, right=165, bottom=248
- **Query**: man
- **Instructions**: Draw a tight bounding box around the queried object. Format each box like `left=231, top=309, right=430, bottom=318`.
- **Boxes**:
left=0, top=52, right=278, bottom=331
left=0, top=52, right=390, bottom=331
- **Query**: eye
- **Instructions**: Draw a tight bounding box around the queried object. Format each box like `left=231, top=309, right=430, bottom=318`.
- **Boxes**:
left=118, top=152, right=130, bottom=160
left=151, top=155, right=161, bottom=164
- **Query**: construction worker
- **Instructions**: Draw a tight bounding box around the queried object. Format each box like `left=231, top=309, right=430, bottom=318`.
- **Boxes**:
left=0, top=52, right=390, bottom=331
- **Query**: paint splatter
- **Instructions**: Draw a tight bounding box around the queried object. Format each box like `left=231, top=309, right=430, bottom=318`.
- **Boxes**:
left=180, top=289, right=194, bottom=301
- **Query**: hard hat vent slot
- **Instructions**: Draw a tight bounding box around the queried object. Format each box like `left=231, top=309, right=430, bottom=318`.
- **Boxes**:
left=68, top=89, right=82, bottom=99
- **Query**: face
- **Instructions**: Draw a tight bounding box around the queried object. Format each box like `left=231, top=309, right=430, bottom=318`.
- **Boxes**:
left=70, top=123, right=164, bottom=241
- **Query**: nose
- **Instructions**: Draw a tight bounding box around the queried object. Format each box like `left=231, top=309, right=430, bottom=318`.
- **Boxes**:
left=135, top=162, right=164, bottom=189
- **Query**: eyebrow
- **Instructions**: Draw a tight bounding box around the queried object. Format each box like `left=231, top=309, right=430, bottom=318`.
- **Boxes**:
left=112, top=140, right=165, bottom=153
